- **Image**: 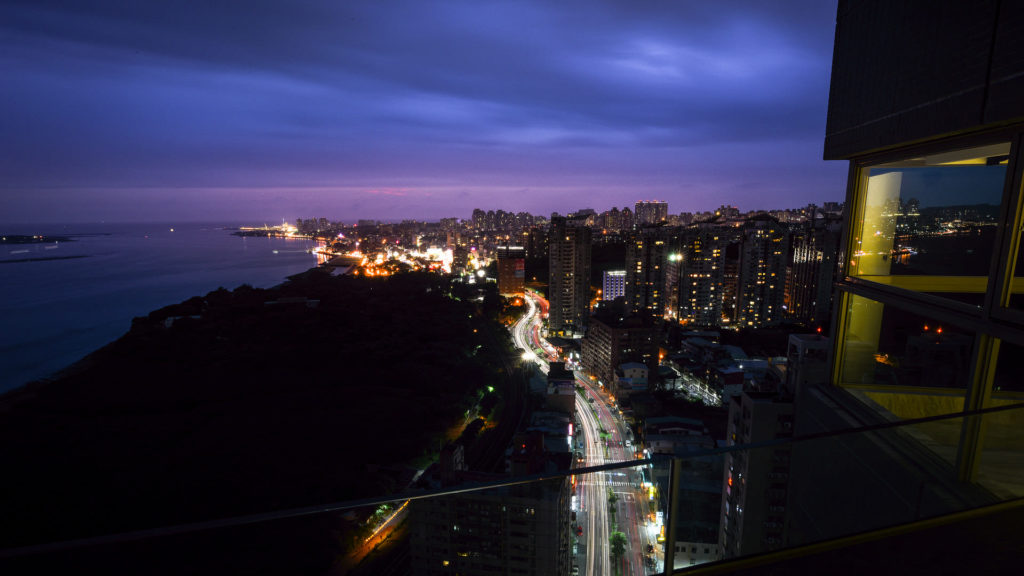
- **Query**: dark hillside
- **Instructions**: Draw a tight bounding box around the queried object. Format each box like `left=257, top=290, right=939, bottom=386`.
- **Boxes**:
left=0, top=269, right=514, bottom=573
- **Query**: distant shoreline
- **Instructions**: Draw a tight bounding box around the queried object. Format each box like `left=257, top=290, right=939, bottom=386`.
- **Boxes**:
left=0, top=254, right=89, bottom=264
left=232, top=230, right=298, bottom=238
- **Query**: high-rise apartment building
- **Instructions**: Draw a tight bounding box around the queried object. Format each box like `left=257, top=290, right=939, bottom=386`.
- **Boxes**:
left=524, top=227, right=548, bottom=260
left=651, top=424, right=722, bottom=570
left=495, top=245, right=526, bottom=296
left=735, top=215, right=789, bottom=328
left=665, top=251, right=682, bottom=321
left=439, top=217, right=459, bottom=232
left=635, top=200, right=669, bottom=226
left=548, top=215, right=592, bottom=336
left=721, top=240, right=742, bottom=323
left=625, top=227, right=671, bottom=320
left=786, top=214, right=842, bottom=327
left=717, top=205, right=741, bottom=220
left=620, top=207, right=635, bottom=231
left=602, top=270, right=626, bottom=301
left=784, top=333, right=829, bottom=400
left=471, top=208, right=486, bottom=231
left=602, top=207, right=622, bottom=231
left=676, top=224, right=730, bottom=326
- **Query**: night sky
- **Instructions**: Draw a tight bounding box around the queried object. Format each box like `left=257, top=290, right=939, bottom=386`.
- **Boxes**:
left=2, top=0, right=845, bottom=223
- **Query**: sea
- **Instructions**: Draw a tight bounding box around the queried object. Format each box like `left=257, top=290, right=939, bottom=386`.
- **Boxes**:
left=0, top=222, right=320, bottom=394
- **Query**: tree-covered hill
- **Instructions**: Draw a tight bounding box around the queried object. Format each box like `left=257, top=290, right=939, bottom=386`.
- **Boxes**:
left=0, top=269, right=515, bottom=573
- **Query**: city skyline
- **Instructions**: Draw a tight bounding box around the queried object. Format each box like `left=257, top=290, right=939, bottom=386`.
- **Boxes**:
left=2, top=0, right=844, bottom=224
left=288, top=197, right=845, bottom=229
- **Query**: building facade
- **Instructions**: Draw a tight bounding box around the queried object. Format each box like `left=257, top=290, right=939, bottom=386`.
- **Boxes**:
left=581, top=313, right=657, bottom=387
left=410, top=480, right=572, bottom=576
left=734, top=216, right=789, bottom=328
left=719, top=391, right=794, bottom=558
left=548, top=215, right=592, bottom=336
left=625, top=227, right=671, bottom=321
left=496, top=245, right=526, bottom=296
left=635, top=200, right=669, bottom=226
left=786, top=214, right=842, bottom=327
left=676, top=225, right=730, bottom=327
left=602, top=270, right=626, bottom=301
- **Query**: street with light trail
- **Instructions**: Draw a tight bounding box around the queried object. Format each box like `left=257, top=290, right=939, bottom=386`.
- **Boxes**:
left=512, top=292, right=661, bottom=575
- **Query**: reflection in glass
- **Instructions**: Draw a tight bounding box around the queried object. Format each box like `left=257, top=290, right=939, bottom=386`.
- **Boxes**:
left=849, top=142, right=1008, bottom=301
left=840, top=294, right=974, bottom=390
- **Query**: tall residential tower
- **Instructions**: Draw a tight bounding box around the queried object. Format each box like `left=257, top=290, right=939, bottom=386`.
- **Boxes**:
left=548, top=215, right=592, bottom=336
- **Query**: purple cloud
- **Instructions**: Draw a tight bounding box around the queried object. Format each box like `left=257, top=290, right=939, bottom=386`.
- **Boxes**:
left=1, top=0, right=845, bottom=223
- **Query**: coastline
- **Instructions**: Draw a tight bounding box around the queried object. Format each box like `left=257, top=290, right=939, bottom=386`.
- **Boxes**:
left=0, top=254, right=89, bottom=264
left=0, top=222, right=320, bottom=394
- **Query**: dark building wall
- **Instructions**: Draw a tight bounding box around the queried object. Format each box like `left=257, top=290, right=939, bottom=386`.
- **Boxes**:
left=987, top=0, right=1024, bottom=124
left=824, top=0, right=1024, bottom=159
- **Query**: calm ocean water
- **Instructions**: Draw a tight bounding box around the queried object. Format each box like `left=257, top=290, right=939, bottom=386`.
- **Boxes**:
left=0, top=222, right=319, bottom=393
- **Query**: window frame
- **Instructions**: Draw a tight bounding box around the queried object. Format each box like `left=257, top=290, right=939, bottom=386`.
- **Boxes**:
left=830, top=127, right=1024, bottom=485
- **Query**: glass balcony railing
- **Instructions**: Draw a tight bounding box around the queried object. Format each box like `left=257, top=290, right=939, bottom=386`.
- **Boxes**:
left=2, top=402, right=1024, bottom=575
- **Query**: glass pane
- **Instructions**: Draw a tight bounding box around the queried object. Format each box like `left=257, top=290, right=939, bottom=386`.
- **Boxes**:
left=992, top=341, right=1024, bottom=394
left=576, top=375, right=669, bottom=574
left=837, top=294, right=971, bottom=466
left=669, top=451, right=725, bottom=570
left=718, top=410, right=1009, bottom=557
left=1007, top=175, right=1024, bottom=309
left=977, top=404, right=1024, bottom=499
left=785, top=413, right=977, bottom=546
left=977, top=341, right=1024, bottom=499
left=720, top=393, right=792, bottom=560
left=407, top=461, right=666, bottom=576
left=849, top=142, right=1009, bottom=302
left=839, top=294, right=975, bottom=391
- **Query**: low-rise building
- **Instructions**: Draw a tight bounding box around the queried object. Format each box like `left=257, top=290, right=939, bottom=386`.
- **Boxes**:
left=613, top=361, right=649, bottom=400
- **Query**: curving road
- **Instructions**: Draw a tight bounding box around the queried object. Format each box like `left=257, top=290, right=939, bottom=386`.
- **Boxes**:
left=512, top=293, right=554, bottom=371
left=510, top=292, right=660, bottom=575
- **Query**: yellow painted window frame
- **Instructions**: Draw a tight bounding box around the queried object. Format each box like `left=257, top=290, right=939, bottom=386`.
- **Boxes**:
left=833, top=133, right=1024, bottom=487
